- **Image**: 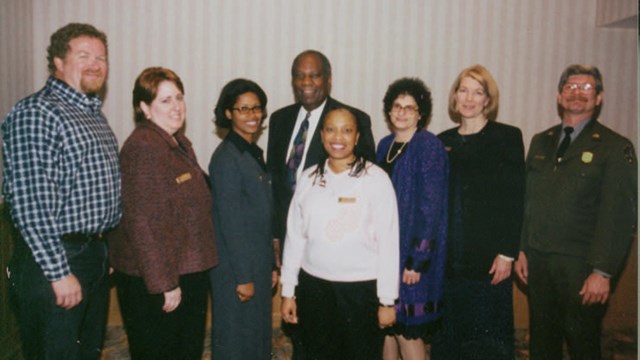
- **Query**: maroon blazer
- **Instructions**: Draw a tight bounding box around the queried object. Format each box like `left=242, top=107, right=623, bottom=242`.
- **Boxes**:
left=109, top=121, right=218, bottom=294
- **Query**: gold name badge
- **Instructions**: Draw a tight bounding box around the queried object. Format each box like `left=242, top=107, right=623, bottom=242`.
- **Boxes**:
left=338, top=197, right=356, bottom=203
left=176, top=172, right=192, bottom=184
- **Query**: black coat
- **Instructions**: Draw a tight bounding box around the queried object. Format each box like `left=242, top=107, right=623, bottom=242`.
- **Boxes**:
left=439, top=121, right=525, bottom=279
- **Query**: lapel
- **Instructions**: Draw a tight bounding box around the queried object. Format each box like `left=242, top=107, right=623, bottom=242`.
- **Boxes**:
left=272, top=104, right=301, bottom=166
left=280, top=105, right=301, bottom=149
left=235, top=142, right=272, bottom=201
left=144, top=121, right=201, bottom=170
left=536, top=124, right=563, bottom=165
left=303, top=97, right=337, bottom=169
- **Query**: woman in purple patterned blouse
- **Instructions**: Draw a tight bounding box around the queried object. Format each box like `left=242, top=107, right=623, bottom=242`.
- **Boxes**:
left=376, top=78, right=449, bottom=360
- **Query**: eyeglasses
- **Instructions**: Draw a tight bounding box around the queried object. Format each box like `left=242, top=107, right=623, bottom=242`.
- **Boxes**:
left=391, top=104, right=419, bottom=116
left=233, top=106, right=264, bottom=115
left=562, top=83, right=595, bottom=93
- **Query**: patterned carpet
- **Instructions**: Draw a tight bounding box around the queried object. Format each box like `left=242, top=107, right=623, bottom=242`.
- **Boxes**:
left=101, top=326, right=637, bottom=359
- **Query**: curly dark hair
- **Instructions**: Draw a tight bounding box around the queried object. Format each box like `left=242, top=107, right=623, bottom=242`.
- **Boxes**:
left=382, top=77, right=433, bottom=129
left=310, top=107, right=370, bottom=184
left=47, top=23, right=108, bottom=76
left=213, top=79, right=268, bottom=129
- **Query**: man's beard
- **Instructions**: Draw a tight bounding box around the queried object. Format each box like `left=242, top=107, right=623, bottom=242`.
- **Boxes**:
left=80, top=73, right=105, bottom=94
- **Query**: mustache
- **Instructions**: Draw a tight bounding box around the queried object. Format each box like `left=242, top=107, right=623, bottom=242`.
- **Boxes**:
left=566, top=95, right=588, bottom=102
left=82, top=70, right=104, bottom=76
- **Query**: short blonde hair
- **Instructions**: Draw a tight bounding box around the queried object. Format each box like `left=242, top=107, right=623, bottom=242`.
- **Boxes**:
left=448, top=65, right=499, bottom=123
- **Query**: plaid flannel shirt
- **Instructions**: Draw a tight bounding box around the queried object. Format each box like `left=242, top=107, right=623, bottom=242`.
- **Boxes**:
left=2, top=76, right=121, bottom=281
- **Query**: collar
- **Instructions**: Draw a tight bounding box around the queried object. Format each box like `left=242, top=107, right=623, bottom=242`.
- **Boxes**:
left=227, top=130, right=266, bottom=169
left=226, top=129, right=254, bottom=152
left=47, top=76, right=103, bottom=114
left=296, top=98, right=328, bottom=127
left=561, top=117, right=592, bottom=142
left=139, top=120, right=191, bottom=149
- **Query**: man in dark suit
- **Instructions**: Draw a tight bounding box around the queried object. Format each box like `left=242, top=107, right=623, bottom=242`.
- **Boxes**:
left=515, top=64, right=637, bottom=359
left=267, top=50, right=376, bottom=359
left=267, top=50, right=375, bottom=261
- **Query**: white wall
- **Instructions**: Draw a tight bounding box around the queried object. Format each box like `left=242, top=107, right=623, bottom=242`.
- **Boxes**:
left=1, top=0, right=637, bottom=172
left=0, top=0, right=34, bottom=184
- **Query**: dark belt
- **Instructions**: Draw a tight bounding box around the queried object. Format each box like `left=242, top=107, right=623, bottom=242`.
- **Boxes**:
left=61, top=233, right=106, bottom=243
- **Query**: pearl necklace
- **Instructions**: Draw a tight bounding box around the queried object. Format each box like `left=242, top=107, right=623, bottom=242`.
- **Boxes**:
left=386, top=141, right=407, bottom=163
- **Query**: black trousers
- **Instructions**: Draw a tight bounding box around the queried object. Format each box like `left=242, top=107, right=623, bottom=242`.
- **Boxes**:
left=296, top=270, right=383, bottom=360
left=528, top=250, right=606, bottom=360
left=8, top=236, right=110, bottom=360
left=114, top=270, right=209, bottom=360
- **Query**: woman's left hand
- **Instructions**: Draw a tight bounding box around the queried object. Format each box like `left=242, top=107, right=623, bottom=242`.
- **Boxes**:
left=489, top=255, right=512, bottom=285
left=402, top=269, right=421, bottom=285
left=163, top=287, right=182, bottom=313
left=378, top=306, right=396, bottom=329
left=236, top=282, right=255, bottom=302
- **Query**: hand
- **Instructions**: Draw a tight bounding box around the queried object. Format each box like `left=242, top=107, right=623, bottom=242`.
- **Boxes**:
left=402, top=269, right=421, bottom=285
left=281, top=297, right=298, bottom=324
left=579, top=273, right=610, bottom=305
left=163, top=287, right=182, bottom=313
left=378, top=306, right=396, bottom=328
left=236, top=282, right=255, bottom=302
left=51, top=274, right=82, bottom=309
left=272, top=271, right=279, bottom=289
left=489, top=255, right=512, bottom=285
left=514, top=251, right=528, bottom=285
left=273, top=239, right=282, bottom=269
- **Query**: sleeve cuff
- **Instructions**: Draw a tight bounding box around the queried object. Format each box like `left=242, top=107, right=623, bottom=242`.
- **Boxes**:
left=281, top=284, right=296, bottom=298
left=378, top=297, right=396, bottom=306
left=593, top=268, right=611, bottom=278
left=498, top=254, right=515, bottom=262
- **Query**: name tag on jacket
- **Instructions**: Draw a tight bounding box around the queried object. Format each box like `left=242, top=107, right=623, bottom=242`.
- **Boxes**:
left=176, top=172, right=192, bottom=184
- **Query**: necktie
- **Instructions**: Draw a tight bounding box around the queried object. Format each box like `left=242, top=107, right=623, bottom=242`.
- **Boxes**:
left=287, top=112, right=311, bottom=190
left=556, top=126, right=574, bottom=162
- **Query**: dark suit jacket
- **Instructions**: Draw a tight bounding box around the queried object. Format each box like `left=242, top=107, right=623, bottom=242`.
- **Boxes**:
left=521, top=119, right=637, bottom=276
left=266, top=97, right=376, bottom=241
left=208, top=133, right=274, bottom=359
left=439, top=121, right=525, bottom=279
left=209, top=134, right=274, bottom=284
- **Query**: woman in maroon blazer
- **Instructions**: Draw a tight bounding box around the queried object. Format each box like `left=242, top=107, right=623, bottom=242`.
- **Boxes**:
left=109, top=67, right=218, bottom=359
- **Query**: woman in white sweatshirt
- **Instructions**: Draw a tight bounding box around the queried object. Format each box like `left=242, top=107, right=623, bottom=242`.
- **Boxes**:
left=280, top=107, right=400, bottom=360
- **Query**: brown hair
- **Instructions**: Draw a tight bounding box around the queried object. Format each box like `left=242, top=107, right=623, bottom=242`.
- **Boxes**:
left=47, top=23, right=108, bottom=75
left=132, top=67, right=185, bottom=125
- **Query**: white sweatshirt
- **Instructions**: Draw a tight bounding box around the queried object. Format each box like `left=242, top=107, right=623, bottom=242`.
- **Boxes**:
left=280, top=161, right=400, bottom=305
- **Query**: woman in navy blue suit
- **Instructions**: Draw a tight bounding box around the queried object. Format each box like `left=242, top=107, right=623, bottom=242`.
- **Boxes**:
left=209, top=79, right=277, bottom=360
left=432, top=65, right=525, bottom=360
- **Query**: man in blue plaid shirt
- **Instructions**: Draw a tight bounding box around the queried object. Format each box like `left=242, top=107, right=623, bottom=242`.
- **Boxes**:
left=2, top=23, right=121, bottom=360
